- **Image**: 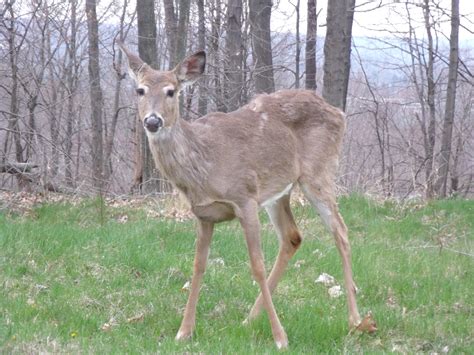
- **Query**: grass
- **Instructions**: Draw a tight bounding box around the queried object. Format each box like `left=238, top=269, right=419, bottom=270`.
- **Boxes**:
left=0, top=195, right=473, bottom=353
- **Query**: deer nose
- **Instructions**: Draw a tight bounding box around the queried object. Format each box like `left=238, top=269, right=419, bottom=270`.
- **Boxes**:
left=144, top=114, right=163, bottom=133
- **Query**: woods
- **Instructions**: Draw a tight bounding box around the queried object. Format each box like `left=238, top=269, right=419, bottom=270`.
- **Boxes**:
left=0, top=0, right=472, bottom=199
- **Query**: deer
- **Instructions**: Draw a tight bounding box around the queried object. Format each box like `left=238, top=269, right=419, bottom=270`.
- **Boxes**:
left=117, top=41, right=376, bottom=349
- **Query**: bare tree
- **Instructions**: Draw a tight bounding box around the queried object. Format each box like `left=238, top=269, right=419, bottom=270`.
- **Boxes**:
left=353, top=44, right=394, bottom=196
left=164, top=0, right=191, bottom=69
left=86, top=0, right=104, bottom=190
left=3, top=2, right=23, bottom=173
left=305, top=0, right=317, bottom=90
left=163, top=0, right=178, bottom=69
left=224, top=0, right=244, bottom=111
left=421, top=0, right=437, bottom=198
left=0, top=0, right=472, bottom=198
left=1, top=1, right=42, bottom=189
left=322, top=0, right=355, bottom=110
left=64, top=0, right=79, bottom=187
left=249, top=0, right=275, bottom=93
left=293, top=0, right=301, bottom=88
left=137, top=0, right=158, bottom=69
left=175, top=0, right=191, bottom=64
left=210, top=0, right=226, bottom=112
left=197, top=0, right=208, bottom=116
left=105, top=0, right=134, bottom=184
left=435, top=0, right=460, bottom=197
left=134, top=0, right=163, bottom=193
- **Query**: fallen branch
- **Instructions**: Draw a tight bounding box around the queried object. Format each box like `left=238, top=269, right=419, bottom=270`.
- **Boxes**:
left=0, top=162, right=39, bottom=175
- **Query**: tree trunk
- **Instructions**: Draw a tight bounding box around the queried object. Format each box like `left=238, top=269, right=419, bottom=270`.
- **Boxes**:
left=211, top=0, right=226, bottom=112
left=197, top=0, right=207, bottom=116
left=249, top=0, right=275, bottom=94
left=422, top=0, right=437, bottom=199
left=45, top=4, right=60, bottom=180
left=322, top=0, right=355, bottom=110
left=175, top=0, right=191, bottom=64
left=435, top=0, right=459, bottom=197
left=225, top=0, right=244, bottom=111
left=104, top=0, right=131, bottom=183
left=86, top=0, right=104, bottom=191
left=4, top=2, right=29, bottom=190
left=163, top=0, right=191, bottom=69
left=163, top=0, right=178, bottom=69
left=136, top=0, right=163, bottom=193
left=137, top=0, right=158, bottom=69
left=24, top=4, right=48, bottom=165
left=294, top=0, right=301, bottom=89
left=65, top=0, right=78, bottom=187
left=305, top=0, right=317, bottom=90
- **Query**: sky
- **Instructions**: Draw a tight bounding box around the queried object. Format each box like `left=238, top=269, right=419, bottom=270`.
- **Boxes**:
left=272, top=0, right=474, bottom=41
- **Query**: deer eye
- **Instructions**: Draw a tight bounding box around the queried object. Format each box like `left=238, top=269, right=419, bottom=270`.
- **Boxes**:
left=166, top=89, right=175, bottom=98
left=136, top=88, right=145, bottom=96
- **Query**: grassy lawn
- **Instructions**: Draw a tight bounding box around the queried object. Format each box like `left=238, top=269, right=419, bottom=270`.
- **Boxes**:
left=1, top=195, right=473, bottom=353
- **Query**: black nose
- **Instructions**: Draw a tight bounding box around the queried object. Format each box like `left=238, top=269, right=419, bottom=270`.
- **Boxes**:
left=144, top=114, right=163, bottom=133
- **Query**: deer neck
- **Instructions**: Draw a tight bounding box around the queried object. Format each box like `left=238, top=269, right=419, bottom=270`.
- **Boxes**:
left=149, top=118, right=210, bottom=198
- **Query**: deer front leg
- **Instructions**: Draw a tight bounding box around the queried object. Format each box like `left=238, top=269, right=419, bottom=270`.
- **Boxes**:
left=176, top=219, right=214, bottom=341
left=239, top=200, right=288, bottom=350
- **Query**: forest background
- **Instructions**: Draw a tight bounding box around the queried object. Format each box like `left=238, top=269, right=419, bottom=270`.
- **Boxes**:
left=1, top=0, right=472, bottom=200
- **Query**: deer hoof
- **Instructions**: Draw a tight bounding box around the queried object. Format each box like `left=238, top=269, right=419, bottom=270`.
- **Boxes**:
left=274, top=330, right=289, bottom=350
left=175, top=329, right=193, bottom=341
left=275, top=337, right=288, bottom=350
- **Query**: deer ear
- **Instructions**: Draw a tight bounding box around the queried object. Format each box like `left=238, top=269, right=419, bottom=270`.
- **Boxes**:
left=174, top=51, right=206, bottom=87
left=116, top=40, right=147, bottom=83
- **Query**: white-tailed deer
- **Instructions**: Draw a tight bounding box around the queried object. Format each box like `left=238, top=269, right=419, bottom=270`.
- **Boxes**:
left=118, top=41, right=375, bottom=349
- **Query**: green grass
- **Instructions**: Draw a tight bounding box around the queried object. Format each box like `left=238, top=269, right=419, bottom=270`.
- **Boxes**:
left=0, top=195, right=473, bottom=353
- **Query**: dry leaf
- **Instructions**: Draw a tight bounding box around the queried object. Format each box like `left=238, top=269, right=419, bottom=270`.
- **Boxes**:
left=294, top=259, right=305, bottom=268
left=355, top=312, right=377, bottom=334
left=117, top=215, right=129, bottom=224
left=127, top=313, right=145, bottom=323
left=209, top=301, right=227, bottom=318
left=312, top=249, right=323, bottom=258
left=209, top=258, right=225, bottom=267
left=100, top=322, right=113, bottom=332
left=100, top=316, right=119, bottom=332
left=386, top=287, right=398, bottom=308
left=100, top=317, right=118, bottom=332
left=315, top=273, right=336, bottom=287
left=181, top=281, right=191, bottom=292
left=35, top=284, right=48, bottom=291
left=27, top=298, right=36, bottom=306
left=328, top=285, right=343, bottom=298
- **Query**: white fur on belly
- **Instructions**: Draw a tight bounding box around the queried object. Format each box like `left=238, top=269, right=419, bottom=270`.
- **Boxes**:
left=261, top=183, right=293, bottom=208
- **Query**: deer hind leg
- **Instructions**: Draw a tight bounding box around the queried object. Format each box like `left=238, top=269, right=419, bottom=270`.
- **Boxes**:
left=176, top=219, right=214, bottom=341
left=239, top=200, right=288, bottom=349
left=246, top=195, right=302, bottom=322
left=300, top=180, right=361, bottom=329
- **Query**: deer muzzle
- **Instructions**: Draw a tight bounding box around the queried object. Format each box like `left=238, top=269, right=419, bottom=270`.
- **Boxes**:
left=144, top=114, right=163, bottom=133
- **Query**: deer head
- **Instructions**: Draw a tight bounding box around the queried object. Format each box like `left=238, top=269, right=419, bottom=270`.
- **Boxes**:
left=117, top=41, right=206, bottom=134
